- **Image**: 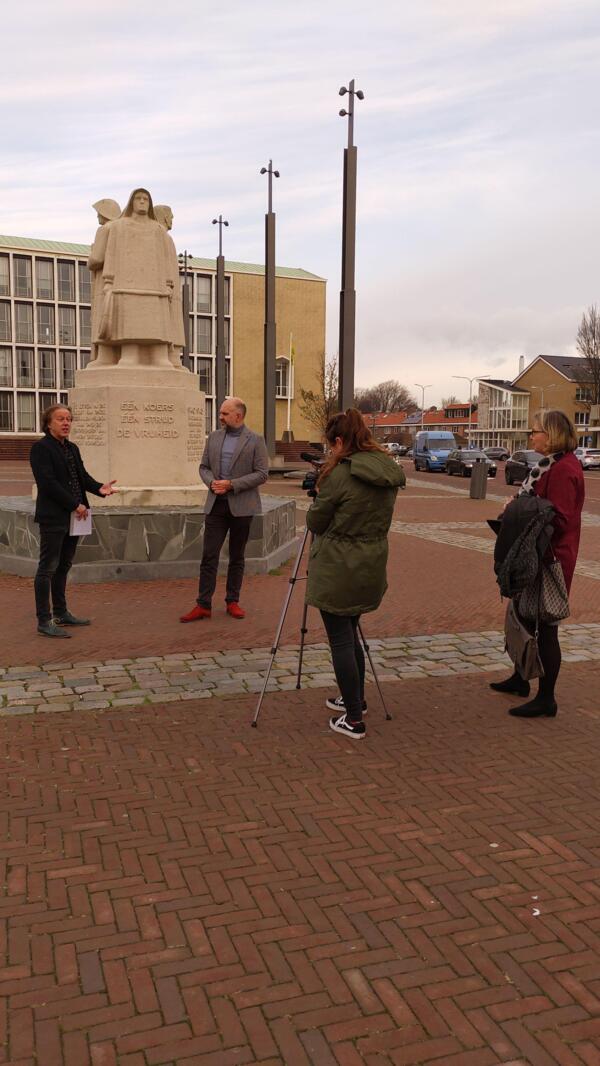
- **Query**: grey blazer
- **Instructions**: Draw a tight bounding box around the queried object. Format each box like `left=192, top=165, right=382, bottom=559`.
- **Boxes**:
left=199, top=425, right=269, bottom=516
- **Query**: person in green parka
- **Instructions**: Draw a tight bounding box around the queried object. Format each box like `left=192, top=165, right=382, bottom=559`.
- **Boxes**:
left=305, top=408, right=405, bottom=739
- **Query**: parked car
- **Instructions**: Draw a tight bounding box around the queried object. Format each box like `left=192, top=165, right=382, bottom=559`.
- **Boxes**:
left=575, top=447, right=600, bottom=470
left=484, top=446, right=510, bottom=461
left=505, top=449, right=543, bottom=485
left=383, top=442, right=403, bottom=455
left=446, top=448, right=497, bottom=478
left=405, top=447, right=414, bottom=459
left=414, top=430, right=457, bottom=472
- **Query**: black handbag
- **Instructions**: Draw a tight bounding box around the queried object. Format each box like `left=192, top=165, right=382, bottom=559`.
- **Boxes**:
left=504, top=599, right=544, bottom=680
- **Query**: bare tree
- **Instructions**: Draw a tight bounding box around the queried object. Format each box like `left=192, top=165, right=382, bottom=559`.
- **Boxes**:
left=298, top=356, right=339, bottom=437
left=354, top=380, right=416, bottom=414
left=576, top=305, right=600, bottom=404
left=440, top=394, right=459, bottom=407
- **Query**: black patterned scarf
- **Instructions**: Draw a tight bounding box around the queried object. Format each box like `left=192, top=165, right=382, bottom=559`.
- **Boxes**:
left=518, top=452, right=563, bottom=497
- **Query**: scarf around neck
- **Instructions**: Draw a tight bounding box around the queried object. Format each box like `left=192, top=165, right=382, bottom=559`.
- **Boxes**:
left=518, top=451, right=563, bottom=496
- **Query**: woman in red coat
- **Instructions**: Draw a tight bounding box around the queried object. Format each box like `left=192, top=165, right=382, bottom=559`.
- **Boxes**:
left=491, top=409, right=585, bottom=718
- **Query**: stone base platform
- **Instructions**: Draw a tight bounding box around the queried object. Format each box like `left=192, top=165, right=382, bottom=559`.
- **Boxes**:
left=0, top=496, right=297, bottom=583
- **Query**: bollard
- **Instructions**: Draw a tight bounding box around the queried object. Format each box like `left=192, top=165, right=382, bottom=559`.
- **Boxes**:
left=470, top=457, right=488, bottom=499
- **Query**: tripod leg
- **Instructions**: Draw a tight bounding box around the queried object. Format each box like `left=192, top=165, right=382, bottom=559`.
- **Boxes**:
left=358, top=622, right=392, bottom=721
left=296, top=602, right=310, bottom=688
left=251, top=528, right=310, bottom=727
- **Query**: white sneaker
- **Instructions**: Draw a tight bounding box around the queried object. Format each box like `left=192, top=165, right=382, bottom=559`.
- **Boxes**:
left=325, top=694, right=367, bottom=715
left=329, top=712, right=366, bottom=739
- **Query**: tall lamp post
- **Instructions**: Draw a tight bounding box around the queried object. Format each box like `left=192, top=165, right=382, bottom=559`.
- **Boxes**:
left=452, top=375, right=477, bottom=446
left=528, top=384, right=557, bottom=410
left=260, top=160, right=279, bottom=458
left=177, top=250, right=193, bottom=371
left=212, top=215, right=229, bottom=415
left=414, top=383, right=432, bottom=433
left=338, top=78, right=364, bottom=410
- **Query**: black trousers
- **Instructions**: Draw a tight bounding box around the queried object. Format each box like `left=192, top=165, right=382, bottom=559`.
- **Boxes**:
left=320, top=611, right=365, bottom=722
left=197, top=497, right=253, bottom=607
left=34, top=527, right=79, bottom=624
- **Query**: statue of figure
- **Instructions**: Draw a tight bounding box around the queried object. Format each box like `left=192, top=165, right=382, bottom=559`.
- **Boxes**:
left=154, top=205, right=186, bottom=370
left=88, top=188, right=180, bottom=369
left=87, top=199, right=121, bottom=366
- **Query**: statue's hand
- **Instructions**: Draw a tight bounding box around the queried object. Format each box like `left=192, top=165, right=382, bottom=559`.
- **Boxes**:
left=103, top=281, right=113, bottom=295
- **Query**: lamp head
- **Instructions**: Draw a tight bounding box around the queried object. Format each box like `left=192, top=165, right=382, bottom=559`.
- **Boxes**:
left=339, top=86, right=347, bottom=96
left=260, top=167, right=267, bottom=174
left=224, top=220, right=229, bottom=227
left=339, top=109, right=347, bottom=117
left=356, top=89, right=364, bottom=100
left=212, top=218, right=217, bottom=225
left=274, top=170, right=280, bottom=178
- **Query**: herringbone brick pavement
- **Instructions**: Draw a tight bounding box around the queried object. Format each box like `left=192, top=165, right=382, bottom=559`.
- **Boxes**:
left=1, top=662, right=600, bottom=1064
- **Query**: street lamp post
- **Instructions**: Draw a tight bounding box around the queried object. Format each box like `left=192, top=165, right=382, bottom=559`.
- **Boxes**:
left=338, top=78, right=364, bottom=410
left=260, top=160, right=279, bottom=458
left=414, top=383, right=432, bottom=433
left=212, top=215, right=229, bottom=415
left=177, top=250, right=193, bottom=371
left=452, top=375, right=477, bottom=446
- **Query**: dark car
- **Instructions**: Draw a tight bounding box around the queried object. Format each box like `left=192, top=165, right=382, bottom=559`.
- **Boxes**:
left=446, top=448, right=497, bottom=478
left=405, top=447, right=414, bottom=459
left=484, top=446, right=510, bottom=461
left=505, top=449, right=543, bottom=485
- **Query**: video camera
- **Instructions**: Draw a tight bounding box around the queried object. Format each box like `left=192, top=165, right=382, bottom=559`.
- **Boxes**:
left=300, top=451, right=324, bottom=499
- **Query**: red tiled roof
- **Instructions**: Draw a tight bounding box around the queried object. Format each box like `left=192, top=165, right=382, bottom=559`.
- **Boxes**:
left=362, top=411, right=410, bottom=427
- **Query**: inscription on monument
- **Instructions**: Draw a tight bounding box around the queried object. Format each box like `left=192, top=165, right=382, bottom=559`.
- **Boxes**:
left=116, top=399, right=179, bottom=439
left=187, top=405, right=204, bottom=462
left=71, top=401, right=107, bottom=446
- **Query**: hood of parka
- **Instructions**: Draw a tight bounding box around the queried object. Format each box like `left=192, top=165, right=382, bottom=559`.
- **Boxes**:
left=347, top=449, right=405, bottom=488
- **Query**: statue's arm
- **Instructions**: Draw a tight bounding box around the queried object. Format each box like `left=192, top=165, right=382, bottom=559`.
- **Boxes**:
left=87, top=225, right=109, bottom=272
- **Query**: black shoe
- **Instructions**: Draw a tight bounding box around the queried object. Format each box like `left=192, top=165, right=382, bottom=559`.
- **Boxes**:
left=329, top=713, right=366, bottom=739
left=509, top=698, right=557, bottom=718
left=490, top=675, right=530, bottom=697
left=325, top=695, right=368, bottom=715
left=38, top=622, right=71, bottom=639
left=53, top=611, right=91, bottom=626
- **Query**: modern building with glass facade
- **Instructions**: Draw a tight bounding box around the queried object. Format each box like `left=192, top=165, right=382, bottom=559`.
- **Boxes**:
left=0, top=234, right=326, bottom=455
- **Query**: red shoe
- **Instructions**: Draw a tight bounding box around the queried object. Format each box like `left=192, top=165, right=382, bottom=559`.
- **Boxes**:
left=226, top=602, right=245, bottom=619
left=180, top=605, right=211, bottom=622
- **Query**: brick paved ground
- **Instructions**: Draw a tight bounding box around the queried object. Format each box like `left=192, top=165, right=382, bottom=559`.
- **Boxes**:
left=2, top=464, right=600, bottom=1063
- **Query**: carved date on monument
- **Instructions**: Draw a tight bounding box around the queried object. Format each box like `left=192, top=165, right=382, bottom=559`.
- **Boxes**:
left=71, top=401, right=107, bottom=446
left=187, top=405, right=204, bottom=462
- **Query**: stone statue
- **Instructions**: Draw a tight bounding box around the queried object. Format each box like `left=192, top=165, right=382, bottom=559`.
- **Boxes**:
left=93, top=198, right=121, bottom=225
left=88, top=188, right=184, bottom=369
left=154, top=205, right=173, bottom=230
left=154, top=205, right=186, bottom=370
left=88, top=199, right=121, bottom=365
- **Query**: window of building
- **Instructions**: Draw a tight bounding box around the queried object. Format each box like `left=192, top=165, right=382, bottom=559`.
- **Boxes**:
left=60, top=350, right=77, bottom=388
left=78, top=262, right=92, bottom=303
left=13, top=256, right=33, bottom=298
left=37, top=304, right=55, bottom=345
left=224, top=277, right=230, bottom=315
left=197, top=317, right=212, bottom=354
left=0, top=347, right=12, bottom=387
left=0, top=301, right=11, bottom=342
left=60, top=392, right=68, bottom=406
left=576, top=386, right=593, bottom=403
left=80, top=350, right=91, bottom=369
left=38, top=392, right=56, bottom=429
left=205, top=397, right=213, bottom=432
left=224, top=318, right=230, bottom=356
left=17, top=392, right=36, bottom=432
left=35, top=259, right=54, bottom=300
left=198, top=358, right=212, bottom=394
left=15, top=303, right=34, bottom=344
left=57, top=260, right=75, bottom=301
left=0, top=256, right=9, bottom=296
left=58, top=306, right=76, bottom=345
left=196, top=275, right=211, bottom=313
left=276, top=357, right=290, bottom=398
left=0, top=391, right=14, bottom=431
left=79, top=307, right=91, bottom=346
left=575, top=411, right=590, bottom=426
left=38, top=349, right=56, bottom=388
left=16, top=349, right=34, bottom=386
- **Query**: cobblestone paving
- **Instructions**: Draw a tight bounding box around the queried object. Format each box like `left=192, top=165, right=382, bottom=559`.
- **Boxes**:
left=3, top=624, right=600, bottom=716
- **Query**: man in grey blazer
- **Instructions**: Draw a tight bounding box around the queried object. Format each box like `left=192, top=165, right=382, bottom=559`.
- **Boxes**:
left=180, top=397, right=269, bottom=621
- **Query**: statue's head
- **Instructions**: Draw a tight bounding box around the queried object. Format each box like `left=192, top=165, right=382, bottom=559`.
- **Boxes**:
left=122, top=188, right=157, bottom=220
left=93, top=198, right=121, bottom=224
left=154, top=204, right=173, bottom=231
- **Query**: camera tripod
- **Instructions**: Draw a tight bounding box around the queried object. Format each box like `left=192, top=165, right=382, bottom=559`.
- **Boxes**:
left=251, top=525, right=392, bottom=727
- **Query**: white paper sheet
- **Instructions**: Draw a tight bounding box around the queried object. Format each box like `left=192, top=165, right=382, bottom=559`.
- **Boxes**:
left=69, top=509, right=92, bottom=536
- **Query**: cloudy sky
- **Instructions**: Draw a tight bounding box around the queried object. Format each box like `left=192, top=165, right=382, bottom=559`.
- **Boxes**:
left=2, top=0, right=600, bottom=405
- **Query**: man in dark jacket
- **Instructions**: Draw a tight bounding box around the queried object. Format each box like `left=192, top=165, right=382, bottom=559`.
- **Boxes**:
left=30, top=404, right=116, bottom=638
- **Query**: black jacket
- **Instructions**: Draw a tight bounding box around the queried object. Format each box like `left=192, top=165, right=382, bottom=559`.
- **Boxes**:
left=493, top=495, right=555, bottom=598
left=30, top=433, right=103, bottom=527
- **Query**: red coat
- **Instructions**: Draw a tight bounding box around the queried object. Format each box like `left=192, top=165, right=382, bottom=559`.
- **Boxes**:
left=533, top=452, right=585, bottom=592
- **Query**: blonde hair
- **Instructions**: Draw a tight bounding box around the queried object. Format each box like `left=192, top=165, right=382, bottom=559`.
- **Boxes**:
left=533, top=409, right=578, bottom=453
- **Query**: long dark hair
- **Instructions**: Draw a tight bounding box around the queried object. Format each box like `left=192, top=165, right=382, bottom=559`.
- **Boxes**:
left=318, top=408, right=385, bottom=483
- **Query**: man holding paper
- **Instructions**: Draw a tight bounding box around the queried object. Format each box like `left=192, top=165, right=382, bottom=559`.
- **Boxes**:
left=30, top=404, right=116, bottom=638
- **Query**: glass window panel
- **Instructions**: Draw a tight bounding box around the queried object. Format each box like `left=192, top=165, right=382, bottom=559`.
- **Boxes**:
left=197, top=317, right=211, bottom=355
left=60, top=392, right=68, bottom=406
left=35, top=259, right=54, bottom=300
left=17, top=392, right=36, bottom=432
left=276, top=358, right=289, bottom=398
left=224, top=277, right=230, bottom=315
left=57, top=260, right=75, bottom=301
left=38, top=392, right=56, bottom=430
left=205, top=397, right=214, bottom=432
left=0, top=256, right=9, bottom=296
left=0, top=301, right=11, bottom=341
left=0, top=347, right=12, bottom=387
left=198, top=358, right=212, bottom=394
left=38, top=349, right=56, bottom=388
left=80, top=350, right=91, bottom=369
left=79, top=307, right=91, bottom=345
left=13, top=256, right=32, bottom=298
left=225, top=358, right=231, bottom=395
left=60, top=350, right=77, bottom=388
left=16, top=348, right=34, bottom=386
left=78, top=261, right=92, bottom=303
left=15, top=303, right=34, bottom=343
left=37, top=304, right=55, bottom=345
left=58, top=306, right=76, bottom=345
left=0, top=391, right=14, bottom=431
left=196, top=275, right=211, bottom=312
left=224, top=318, right=230, bottom=356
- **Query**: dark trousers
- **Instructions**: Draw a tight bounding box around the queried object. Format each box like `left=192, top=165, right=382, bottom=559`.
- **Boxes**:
left=34, top=527, right=79, bottom=624
left=197, top=497, right=253, bottom=607
left=320, top=611, right=365, bottom=722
